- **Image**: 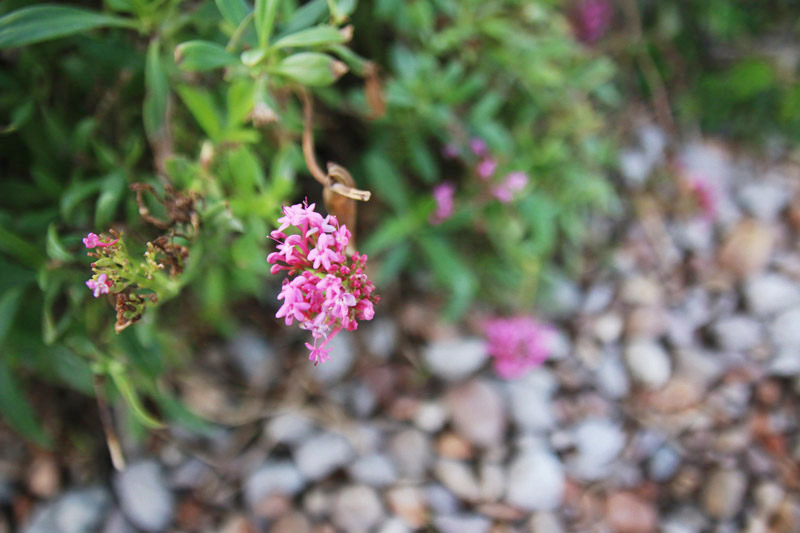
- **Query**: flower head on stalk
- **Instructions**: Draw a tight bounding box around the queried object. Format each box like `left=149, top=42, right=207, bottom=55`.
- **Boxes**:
left=484, top=315, right=554, bottom=378
left=492, top=171, right=529, bottom=203
left=430, top=182, right=456, bottom=225
left=83, top=230, right=183, bottom=332
left=268, top=201, right=378, bottom=364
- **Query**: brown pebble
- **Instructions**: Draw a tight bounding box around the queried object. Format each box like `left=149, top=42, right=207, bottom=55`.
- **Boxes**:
left=220, top=514, right=258, bottom=533
left=755, top=379, right=782, bottom=406
left=27, top=454, right=60, bottom=498
left=271, top=511, right=311, bottom=533
left=607, top=492, right=658, bottom=533
left=436, top=432, right=474, bottom=460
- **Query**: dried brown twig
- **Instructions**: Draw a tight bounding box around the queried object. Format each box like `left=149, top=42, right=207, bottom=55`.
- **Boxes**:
left=298, top=88, right=371, bottom=251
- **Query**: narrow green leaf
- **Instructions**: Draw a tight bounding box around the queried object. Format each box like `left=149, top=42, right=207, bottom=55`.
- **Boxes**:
left=408, top=135, right=437, bottom=183
left=46, top=223, right=73, bottom=262
left=0, top=226, right=44, bottom=269
left=175, top=40, right=240, bottom=71
left=60, top=179, right=102, bottom=220
left=143, top=39, right=168, bottom=142
left=0, top=355, right=51, bottom=446
left=1, top=100, right=34, bottom=134
left=215, top=0, right=251, bottom=26
left=254, top=0, right=280, bottom=49
left=0, top=287, right=23, bottom=346
left=270, top=52, right=346, bottom=87
left=418, top=234, right=477, bottom=319
left=282, top=0, right=328, bottom=34
left=108, top=362, right=164, bottom=429
left=227, top=78, right=257, bottom=127
left=364, top=151, right=408, bottom=212
left=329, top=0, right=357, bottom=23
left=272, top=25, right=346, bottom=49
left=0, top=287, right=51, bottom=446
left=95, top=170, right=127, bottom=228
left=176, top=86, right=223, bottom=140
left=0, top=5, right=135, bottom=49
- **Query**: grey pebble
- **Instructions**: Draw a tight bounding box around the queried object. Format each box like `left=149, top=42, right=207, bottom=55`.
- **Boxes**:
left=423, top=338, right=488, bottom=381
left=114, top=461, right=173, bottom=533
left=294, top=432, right=355, bottom=480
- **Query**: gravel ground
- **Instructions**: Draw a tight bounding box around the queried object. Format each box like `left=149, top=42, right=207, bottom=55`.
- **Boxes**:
left=5, top=129, right=800, bottom=532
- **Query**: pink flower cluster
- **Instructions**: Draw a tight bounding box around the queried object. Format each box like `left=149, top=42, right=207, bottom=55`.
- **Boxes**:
left=571, top=0, right=613, bottom=44
left=268, top=202, right=378, bottom=364
left=83, top=232, right=118, bottom=298
left=492, top=171, right=529, bottom=203
left=484, top=315, right=554, bottom=378
left=430, top=182, right=456, bottom=225
left=687, top=176, right=717, bottom=220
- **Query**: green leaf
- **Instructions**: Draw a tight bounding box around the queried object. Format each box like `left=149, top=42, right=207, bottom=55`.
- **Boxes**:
left=329, top=0, right=357, bottom=23
left=418, top=234, right=477, bottom=319
left=270, top=52, right=346, bottom=87
left=176, top=86, right=223, bottom=140
left=143, top=39, right=169, bottom=142
left=1, top=100, right=34, bottom=134
left=0, top=5, right=135, bottom=49
left=46, top=223, right=73, bottom=262
left=254, top=0, right=280, bottom=49
left=282, top=0, right=328, bottom=34
left=95, top=170, right=127, bottom=228
left=60, top=179, right=102, bottom=220
left=364, top=151, right=408, bottom=212
left=175, top=40, right=240, bottom=71
left=0, top=287, right=51, bottom=446
left=518, top=194, right=556, bottom=256
left=108, top=361, right=164, bottom=429
left=226, top=78, right=256, bottom=127
left=0, top=355, right=51, bottom=447
left=272, top=25, right=346, bottom=49
left=0, top=225, right=44, bottom=269
left=0, top=287, right=23, bottom=347
left=215, top=0, right=251, bottom=26
left=408, top=135, right=437, bottom=183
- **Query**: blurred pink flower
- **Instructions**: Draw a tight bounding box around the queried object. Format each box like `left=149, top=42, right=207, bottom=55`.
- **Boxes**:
left=492, top=171, right=529, bottom=203
left=470, top=138, right=488, bottom=157
left=484, top=315, right=554, bottom=378
left=687, top=177, right=717, bottom=220
left=477, top=158, right=497, bottom=180
left=571, top=0, right=613, bottom=44
left=442, top=143, right=460, bottom=159
left=430, top=182, right=456, bottom=225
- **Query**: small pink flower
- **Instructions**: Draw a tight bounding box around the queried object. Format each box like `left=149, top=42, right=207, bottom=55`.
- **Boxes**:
left=477, top=158, right=497, bottom=180
left=492, top=171, right=529, bottom=203
left=83, top=232, right=118, bottom=249
left=86, top=273, right=112, bottom=298
left=571, top=0, right=613, bottom=44
left=442, top=143, right=460, bottom=159
left=687, top=177, right=717, bottom=220
left=470, top=138, right=488, bottom=157
left=484, top=315, right=553, bottom=378
left=430, top=182, right=456, bottom=225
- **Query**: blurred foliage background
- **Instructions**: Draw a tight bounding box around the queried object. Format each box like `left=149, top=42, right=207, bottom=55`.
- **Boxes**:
left=0, top=0, right=797, bottom=444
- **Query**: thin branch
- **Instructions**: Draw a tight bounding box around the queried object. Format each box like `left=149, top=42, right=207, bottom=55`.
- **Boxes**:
left=299, top=88, right=329, bottom=187
left=297, top=88, right=372, bottom=201
left=94, top=376, right=126, bottom=471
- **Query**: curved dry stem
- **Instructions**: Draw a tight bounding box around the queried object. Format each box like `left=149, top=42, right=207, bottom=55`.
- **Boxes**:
left=299, top=88, right=329, bottom=187
left=298, top=88, right=372, bottom=202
